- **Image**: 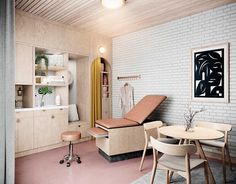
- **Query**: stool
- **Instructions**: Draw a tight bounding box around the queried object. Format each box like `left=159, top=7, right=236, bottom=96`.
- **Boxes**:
left=59, top=131, right=82, bottom=167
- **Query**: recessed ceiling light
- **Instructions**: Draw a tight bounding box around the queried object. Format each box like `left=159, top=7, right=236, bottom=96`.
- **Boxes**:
left=101, top=0, right=126, bottom=9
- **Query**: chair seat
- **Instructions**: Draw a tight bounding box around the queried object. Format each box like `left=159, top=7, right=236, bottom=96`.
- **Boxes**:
left=200, top=140, right=225, bottom=148
left=61, top=131, right=81, bottom=142
left=158, top=155, right=205, bottom=172
left=148, top=138, right=179, bottom=147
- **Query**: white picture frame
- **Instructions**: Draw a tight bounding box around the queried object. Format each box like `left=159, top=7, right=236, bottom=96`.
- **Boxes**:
left=191, top=43, right=229, bottom=103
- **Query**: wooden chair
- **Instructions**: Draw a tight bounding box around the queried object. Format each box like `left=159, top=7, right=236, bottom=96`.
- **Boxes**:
left=196, top=121, right=232, bottom=183
left=139, top=121, right=178, bottom=171
left=150, top=137, right=208, bottom=184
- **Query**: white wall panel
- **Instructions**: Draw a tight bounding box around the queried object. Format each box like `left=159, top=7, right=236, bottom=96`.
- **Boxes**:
left=112, top=3, right=236, bottom=156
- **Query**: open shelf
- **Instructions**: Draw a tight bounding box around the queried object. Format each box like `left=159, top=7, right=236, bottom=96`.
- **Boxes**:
left=35, top=83, right=67, bottom=87
left=35, top=65, right=66, bottom=71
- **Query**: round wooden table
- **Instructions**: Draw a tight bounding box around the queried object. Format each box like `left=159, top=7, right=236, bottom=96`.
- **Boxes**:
left=159, top=125, right=223, bottom=140
left=159, top=125, right=224, bottom=184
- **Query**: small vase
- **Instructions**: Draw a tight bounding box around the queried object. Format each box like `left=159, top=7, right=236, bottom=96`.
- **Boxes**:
left=40, top=99, right=44, bottom=107
left=185, top=120, right=194, bottom=132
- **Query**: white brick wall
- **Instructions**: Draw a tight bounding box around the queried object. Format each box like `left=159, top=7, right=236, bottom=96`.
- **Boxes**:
left=112, top=3, right=236, bottom=156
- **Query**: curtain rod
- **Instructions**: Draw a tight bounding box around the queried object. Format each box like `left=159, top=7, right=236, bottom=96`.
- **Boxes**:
left=117, top=75, right=141, bottom=80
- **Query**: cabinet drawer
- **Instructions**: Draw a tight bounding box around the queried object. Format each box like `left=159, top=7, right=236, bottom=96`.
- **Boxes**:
left=68, top=121, right=91, bottom=138
left=34, top=108, right=68, bottom=116
left=15, top=111, right=33, bottom=118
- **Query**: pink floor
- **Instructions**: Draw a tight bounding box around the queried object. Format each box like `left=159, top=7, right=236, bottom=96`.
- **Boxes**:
left=15, top=140, right=152, bottom=184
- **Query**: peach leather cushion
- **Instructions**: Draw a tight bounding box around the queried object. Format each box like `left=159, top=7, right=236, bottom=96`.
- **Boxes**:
left=61, top=131, right=81, bottom=142
left=124, top=95, right=167, bottom=124
left=96, top=118, right=139, bottom=129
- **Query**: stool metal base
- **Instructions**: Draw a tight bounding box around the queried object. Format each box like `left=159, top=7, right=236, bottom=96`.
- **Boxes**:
left=59, top=141, right=81, bottom=167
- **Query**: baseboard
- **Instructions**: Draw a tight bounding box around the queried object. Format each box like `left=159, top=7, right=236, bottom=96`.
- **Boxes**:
left=15, top=137, right=91, bottom=158
left=98, top=148, right=152, bottom=162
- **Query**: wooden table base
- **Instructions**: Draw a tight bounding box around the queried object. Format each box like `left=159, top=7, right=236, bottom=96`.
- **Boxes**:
left=195, top=140, right=215, bottom=184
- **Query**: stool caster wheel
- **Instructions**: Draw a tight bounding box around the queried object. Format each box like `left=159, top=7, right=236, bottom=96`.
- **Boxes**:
left=59, top=160, right=64, bottom=164
left=66, top=163, right=71, bottom=167
left=77, top=159, right=81, bottom=164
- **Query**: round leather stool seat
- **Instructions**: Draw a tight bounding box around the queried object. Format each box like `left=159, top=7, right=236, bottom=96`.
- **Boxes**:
left=61, top=131, right=81, bottom=142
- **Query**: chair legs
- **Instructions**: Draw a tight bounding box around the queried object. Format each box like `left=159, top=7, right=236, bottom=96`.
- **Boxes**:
left=166, top=170, right=170, bottom=184
left=139, top=142, right=148, bottom=171
left=59, top=141, right=81, bottom=167
left=222, top=147, right=226, bottom=184
left=150, top=149, right=157, bottom=184
left=204, top=162, right=209, bottom=184
left=169, top=171, right=174, bottom=182
left=225, top=145, right=232, bottom=171
left=220, top=145, right=233, bottom=183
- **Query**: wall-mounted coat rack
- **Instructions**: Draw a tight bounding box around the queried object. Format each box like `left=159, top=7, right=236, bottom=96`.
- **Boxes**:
left=117, top=74, right=141, bottom=81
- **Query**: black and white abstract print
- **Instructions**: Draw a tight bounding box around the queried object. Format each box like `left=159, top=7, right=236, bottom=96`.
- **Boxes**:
left=194, top=48, right=224, bottom=98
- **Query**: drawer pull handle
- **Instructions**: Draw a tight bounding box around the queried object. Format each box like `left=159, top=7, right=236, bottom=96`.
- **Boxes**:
left=51, top=115, right=55, bottom=119
left=43, top=110, right=46, bottom=112
left=16, top=119, right=20, bottom=123
left=60, top=108, right=63, bottom=110
left=78, top=125, right=81, bottom=127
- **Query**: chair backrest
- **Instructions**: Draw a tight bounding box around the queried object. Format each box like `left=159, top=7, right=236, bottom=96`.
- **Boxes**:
left=196, top=121, right=232, bottom=132
left=150, top=137, right=197, bottom=156
left=196, top=121, right=231, bottom=143
left=143, top=121, right=163, bottom=141
left=143, top=121, right=163, bottom=130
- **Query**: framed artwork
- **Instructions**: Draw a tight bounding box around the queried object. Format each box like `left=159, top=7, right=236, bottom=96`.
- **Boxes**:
left=191, top=43, right=229, bottom=103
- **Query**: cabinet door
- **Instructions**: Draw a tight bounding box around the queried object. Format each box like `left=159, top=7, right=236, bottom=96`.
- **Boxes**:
left=34, top=114, right=53, bottom=148
left=51, top=109, right=68, bottom=144
left=15, top=111, right=34, bottom=153
left=34, top=108, right=68, bottom=148
left=15, top=43, right=33, bottom=84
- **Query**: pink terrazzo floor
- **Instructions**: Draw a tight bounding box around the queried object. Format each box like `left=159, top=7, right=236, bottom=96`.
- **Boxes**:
left=15, top=140, right=152, bottom=184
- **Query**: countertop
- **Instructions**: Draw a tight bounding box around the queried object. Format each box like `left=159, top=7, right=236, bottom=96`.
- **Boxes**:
left=15, top=105, right=68, bottom=112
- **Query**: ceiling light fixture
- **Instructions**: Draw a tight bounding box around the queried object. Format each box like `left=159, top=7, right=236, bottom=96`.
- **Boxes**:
left=101, top=0, right=126, bottom=9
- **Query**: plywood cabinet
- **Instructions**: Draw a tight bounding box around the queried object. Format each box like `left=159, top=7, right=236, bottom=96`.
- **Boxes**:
left=34, top=108, right=68, bottom=148
left=15, top=43, right=33, bottom=84
left=15, top=111, right=34, bottom=152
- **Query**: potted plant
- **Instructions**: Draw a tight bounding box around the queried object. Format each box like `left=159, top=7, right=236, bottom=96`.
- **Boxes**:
left=184, top=106, right=206, bottom=131
left=35, top=54, right=49, bottom=76
left=38, top=86, right=53, bottom=107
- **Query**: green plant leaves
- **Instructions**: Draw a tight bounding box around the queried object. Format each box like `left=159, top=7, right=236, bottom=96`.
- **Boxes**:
left=38, top=86, right=53, bottom=96
left=35, top=54, right=49, bottom=66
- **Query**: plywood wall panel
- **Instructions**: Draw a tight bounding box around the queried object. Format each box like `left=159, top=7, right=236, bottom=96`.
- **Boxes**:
left=16, top=10, right=112, bottom=123
left=16, top=10, right=92, bottom=56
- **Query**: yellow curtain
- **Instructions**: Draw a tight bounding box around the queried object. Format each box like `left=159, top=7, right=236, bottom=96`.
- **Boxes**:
left=90, top=58, right=102, bottom=127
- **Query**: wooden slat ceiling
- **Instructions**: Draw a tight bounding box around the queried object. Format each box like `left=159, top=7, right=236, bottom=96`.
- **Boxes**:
left=15, top=0, right=236, bottom=37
